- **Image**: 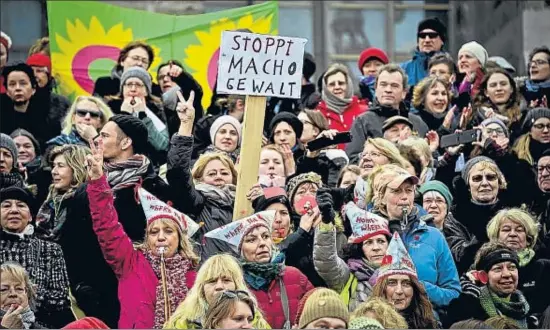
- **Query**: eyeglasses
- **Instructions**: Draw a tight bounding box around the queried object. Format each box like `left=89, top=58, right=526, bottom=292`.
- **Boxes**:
left=76, top=109, right=102, bottom=119
left=418, top=32, right=439, bottom=39
left=124, top=82, right=145, bottom=89
left=471, top=174, right=498, bottom=183
left=485, top=128, right=505, bottom=136
left=360, top=151, right=384, bottom=159
left=537, top=164, right=550, bottom=173
left=129, top=55, right=150, bottom=66
left=530, top=59, right=549, bottom=66
left=328, top=81, right=346, bottom=87
left=533, top=123, right=550, bottom=131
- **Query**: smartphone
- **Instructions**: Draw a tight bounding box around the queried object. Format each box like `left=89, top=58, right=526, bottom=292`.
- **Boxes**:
left=294, top=195, right=318, bottom=216
left=307, top=132, right=352, bottom=152
left=440, top=129, right=480, bottom=148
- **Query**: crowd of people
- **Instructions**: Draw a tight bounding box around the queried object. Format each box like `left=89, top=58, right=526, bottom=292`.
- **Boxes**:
left=0, top=15, right=549, bottom=329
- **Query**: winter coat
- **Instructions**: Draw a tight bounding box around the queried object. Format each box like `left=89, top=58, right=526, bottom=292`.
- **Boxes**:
left=33, top=85, right=70, bottom=132
left=316, top=96, right=368, bottom=148
left=442, top=212, right=480, bottom=275
left=400, top=49, right=446, bottom=87
left=313, top=226, right=375, bottom=311
left=35, top=184, right=120, bottom=328
left=87, top=175, right=197, bottom=329
left=295, top=149, right=348, bottom=188
left=0, top=231, right=74, bottom=328
left=249, top=266, right=313, bottom=329
left=518, top=252, right=550, bottom=318
left=166, top=134, right=235, bottom=261
left=346, top=102, right=429, bottom=163
left=107, top=160, right=172, bottom=242
left=381, top=208, right=461, bottom=309
left=518, top=77, right=550, bottom=106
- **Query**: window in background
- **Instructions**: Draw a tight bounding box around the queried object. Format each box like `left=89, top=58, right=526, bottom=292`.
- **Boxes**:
left=279, top=6, right=314, bottom=54
left=394, top=9, right=425, bottom=56
left=1, top=0, right=43, bottom=64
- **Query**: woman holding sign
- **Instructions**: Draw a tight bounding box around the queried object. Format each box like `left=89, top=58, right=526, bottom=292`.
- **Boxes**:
left=166, top=91, right=238, bottom=261
left=85, top=138, right=199, bottom=329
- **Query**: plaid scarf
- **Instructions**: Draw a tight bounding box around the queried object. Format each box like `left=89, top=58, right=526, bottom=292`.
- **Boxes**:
left=143, top=250, right=191, bottom=329
left=479, top=286, right=530, bottom=328
left=104, top=155, right=150, bottom=192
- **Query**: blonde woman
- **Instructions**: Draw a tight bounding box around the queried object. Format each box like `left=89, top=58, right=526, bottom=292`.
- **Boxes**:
left=512, top=107, right=550, bottom=165
left=412, top=75, right=455, bottom=133
left=351, top=297, right=409, bottom=329
left=166, top=91, right=238, bottom=261
left=33, top=144, right=118, bottom=327
left=358, top=138, right=410, bottom=177
left=85, top=139, right=199, bottom=329
left=165, top=254, right=270, bottom=329
left=46, top=96, right=114, bottom=149
left=486, top=208, right=550, bottom=318
left=203, top=290, right=257, bottom=329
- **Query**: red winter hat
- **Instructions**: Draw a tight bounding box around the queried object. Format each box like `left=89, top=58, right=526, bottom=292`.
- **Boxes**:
left=357, top=47, right=389, bottom=72
left=62, top=317, right=110, bottom=329
left=26, top=53, right=52, bottom=75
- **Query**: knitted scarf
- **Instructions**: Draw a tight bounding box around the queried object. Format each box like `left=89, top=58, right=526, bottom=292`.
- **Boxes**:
left=348, top=258, right=376, bottom=282
left=194, top=183, right=236, bottom=208
left=479, top=286, right=530, bottom=328
left=104, top=155, right=150, bottom=192
left=203, top=144, right=240, bottom=164
left=144, top=250, right=191, bottom=329
left=322, top=76, right=354, bottom=115
left=525, top=78, right=550, bottom=92
left=0, top=171, right=25, bottom=189
left=517, top=248, right=535, bottom=267
left=241, top=251, right=285, bottom=291
left=35, top=189, right=76, bottom=240
left=46, top=128, right=87, bottom=147
left=0, top=306, right=36, bottom=329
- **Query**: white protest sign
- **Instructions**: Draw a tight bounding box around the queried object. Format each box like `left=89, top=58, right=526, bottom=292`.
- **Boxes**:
left=217, top=31, right=308, bottom=99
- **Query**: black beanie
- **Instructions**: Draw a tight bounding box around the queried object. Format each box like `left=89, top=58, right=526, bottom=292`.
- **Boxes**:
left=303, top=52, right=316, bottom=82
left=0, top=186, right=36, bottom=214
left=10, top=128, right=41, bottom=156
left=417, top=17, right=447, bottom=43
left=269, top=112, right=303, bottom=144
left=522, top=107, right=550, bottom=133
left=109, top=114, right=149, bottom=154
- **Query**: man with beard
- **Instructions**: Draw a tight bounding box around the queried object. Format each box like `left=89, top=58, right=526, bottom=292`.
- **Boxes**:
left=0, top=63, right=59, bottom=149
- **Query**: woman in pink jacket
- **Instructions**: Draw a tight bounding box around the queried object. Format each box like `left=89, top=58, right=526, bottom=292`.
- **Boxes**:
left=85, top=138, right=199, bottom=329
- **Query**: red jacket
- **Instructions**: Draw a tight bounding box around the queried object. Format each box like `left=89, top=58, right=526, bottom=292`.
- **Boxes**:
left=87, top=176, right=196, bottom=329
left=250, top=266, right=313, bottom=329
left=316, top=96, right=368, bottom=149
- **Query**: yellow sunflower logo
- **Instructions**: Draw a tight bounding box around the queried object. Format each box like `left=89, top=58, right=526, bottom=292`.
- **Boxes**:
left=184, top=13, right=277, bottom=110
left=52, top=16, right=162, bottom=98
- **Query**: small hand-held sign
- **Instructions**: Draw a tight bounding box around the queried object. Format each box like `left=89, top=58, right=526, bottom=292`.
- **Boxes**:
left=217, top=31, right=307, bottom=220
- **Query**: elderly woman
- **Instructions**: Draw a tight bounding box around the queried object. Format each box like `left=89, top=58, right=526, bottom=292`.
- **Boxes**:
left=167, top=94, right=238, bottom=260
left=205, top=210, right=313, bottom=329
left=32, top=144, right=119, bottom=327
left=46, top=96, right=114, bottom=149
left=85, top=140, right=199, bottom=329
left=107, top=66, right=169, bottom=153
left=316, top=63, right=367, bottom=136
left=358, top=138, right=410, bottom=177
left=418, top=180, right=475, bottom=274
left=0, top=262, right=42, bottom=329
left=203, top=115, right=242, bottom=163
left=350, top=297, right=409, bottom=329
left=456, top=41, right=488, bottom=101
left=372, top=233, right=439, bottom=329
left=0, top=133, right=25, bottom=189
left=165, top=254, right=269, bottom=329
left=512, top=107, right=550, bottom=166
left=0, top=186, right=73, bottom=328
left=367, top=164, right=461, bottom=313
left=446, top=242, right=533, bottom=328
left=313, top=201, right=391, bottom=311
left=203, top=290, right=256, bottom=329
left=487, top=208, right=550, bottom=319
left=451, top=156, right=511, bottom=270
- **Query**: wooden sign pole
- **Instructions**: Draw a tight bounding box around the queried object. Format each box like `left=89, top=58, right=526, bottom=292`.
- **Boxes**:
left=232, top=95, right=267, bottom=220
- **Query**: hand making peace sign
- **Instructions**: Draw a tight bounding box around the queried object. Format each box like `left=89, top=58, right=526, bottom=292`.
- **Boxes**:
left=176, top=90, right=195, bottom=124
left=86, top=138, right=105, bottom=181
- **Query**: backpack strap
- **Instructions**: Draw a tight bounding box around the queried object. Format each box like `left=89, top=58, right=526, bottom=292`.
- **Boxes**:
left=279, top=277, right=291, bottom=329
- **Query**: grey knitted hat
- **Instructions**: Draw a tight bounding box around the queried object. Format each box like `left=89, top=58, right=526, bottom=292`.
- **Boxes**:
left=461, top=156, right=497, bottom=182
left=522, top=107, right=550, bottom=133
left=0, top=133, right=18, bottom=166
left=120, top=66, right=152, bottom=95
left=481, top=118, right=509, bottom=137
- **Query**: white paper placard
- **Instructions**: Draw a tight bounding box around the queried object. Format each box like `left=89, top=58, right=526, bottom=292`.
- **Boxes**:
left=216, top=31, right=308, bottom=99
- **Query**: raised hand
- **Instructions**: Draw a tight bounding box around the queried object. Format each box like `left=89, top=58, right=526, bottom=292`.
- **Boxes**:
left=121, top=97, right=135, bottom=114
left=299, top=207, right=321, bottom=232
left=459, top=104, right=473, bottom=129
left=169, top=61, right=183, bottom=78
left=280, top=144, right=296, bottom=176
left=76, top=123, right=98, bottom=142
left=86, top=138, right=104, bottom=181
left=176, top=90, right=195, bottom=123
left=246, top=183, right=264, bottom=202
left=0, top=304, right=25, bottom=329
left=425, top=130, right=439, bottom=153
left=443, top=105, right=456, bottom=129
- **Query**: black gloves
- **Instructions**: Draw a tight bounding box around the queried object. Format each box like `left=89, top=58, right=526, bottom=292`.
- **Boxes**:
left=330, top=184, right=355, bottom=210
left=316, top=188, right=335, bottom=224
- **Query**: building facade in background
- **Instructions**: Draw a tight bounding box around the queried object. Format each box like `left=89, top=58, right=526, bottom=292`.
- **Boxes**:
left=1, top=0, right=548, bottom=79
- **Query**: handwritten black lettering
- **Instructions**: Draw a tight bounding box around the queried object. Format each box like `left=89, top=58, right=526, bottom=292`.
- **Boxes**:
left=231, top=35, right=241, bottom=51
left=228, top=55, right=243, bottom=74
left=285, top=39, right=294, bottom=56
left=245, top=58, right=258, bottom=75
left=237, top=78, right=246, bottom=91
left=287, top=62, right=297, bottom=75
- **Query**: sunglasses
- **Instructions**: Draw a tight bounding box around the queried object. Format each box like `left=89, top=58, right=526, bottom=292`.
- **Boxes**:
left=76, top=109, right=102, bottom=119
left=418, top=32, right=439, bottom=39
left=471, top=174, right=498, bottom=183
